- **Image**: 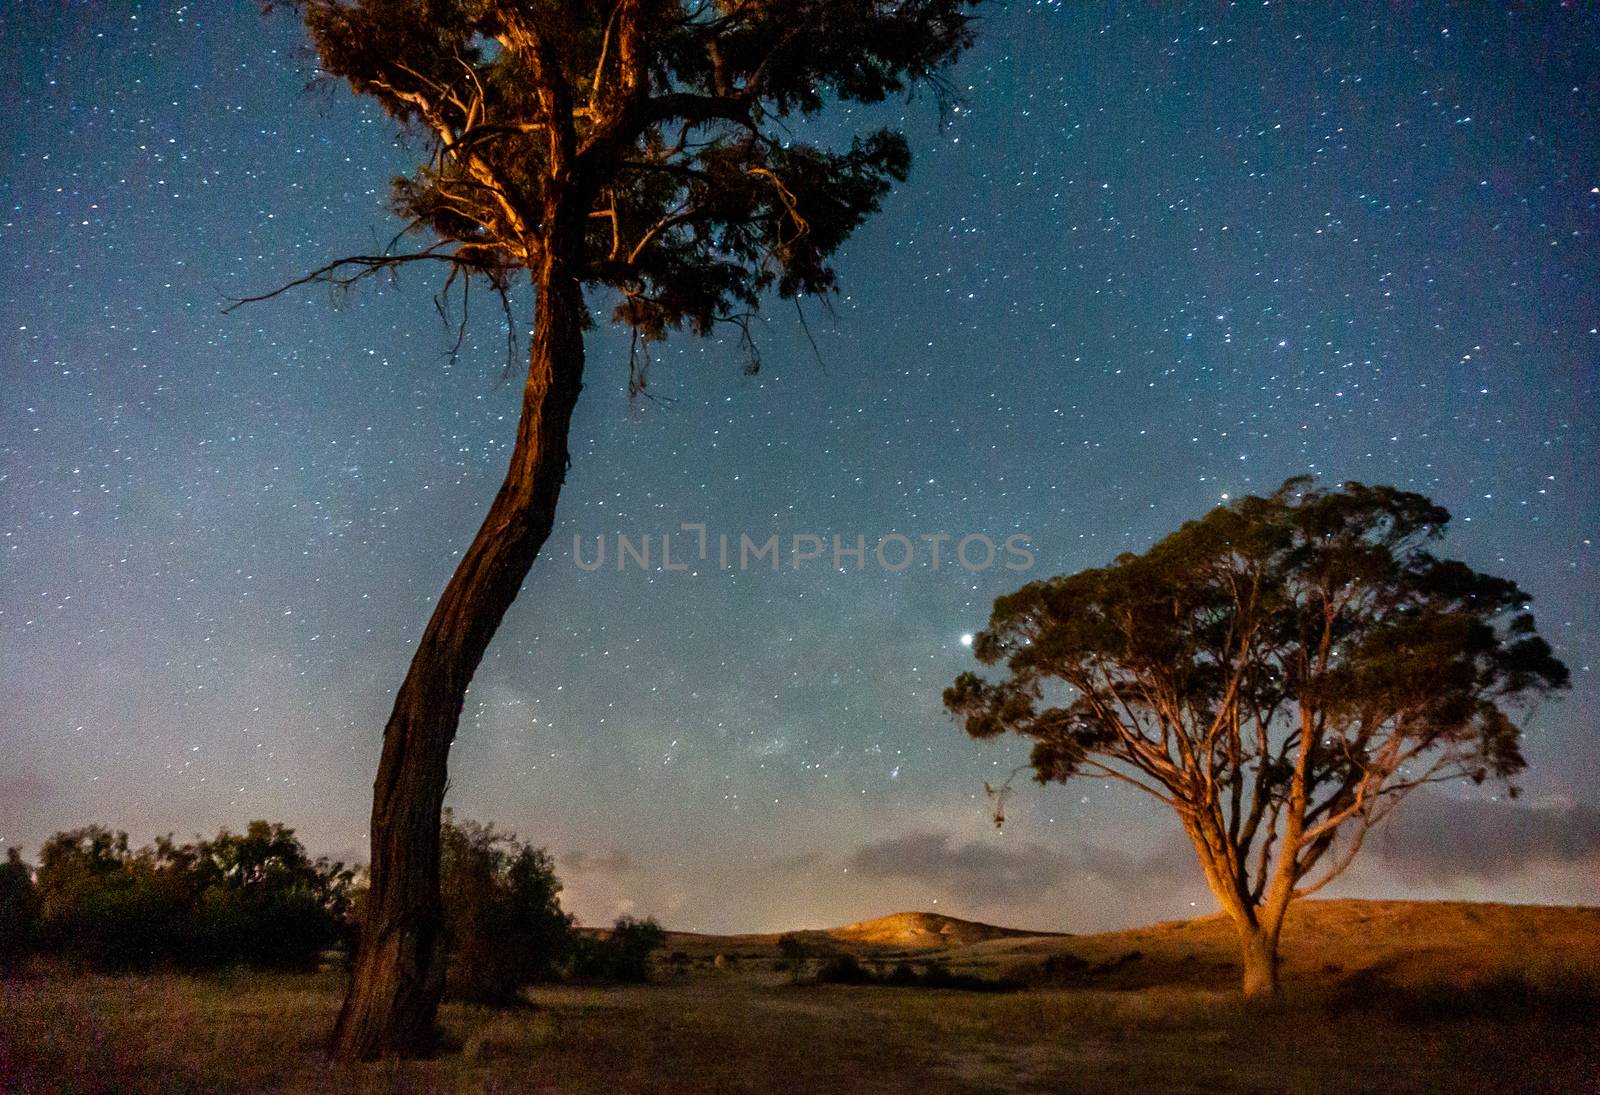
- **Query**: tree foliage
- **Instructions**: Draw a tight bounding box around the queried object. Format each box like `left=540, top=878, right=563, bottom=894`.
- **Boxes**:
left=946, top=478, right=1568, bottom=992
left=259, top=0, right=978, bottom=387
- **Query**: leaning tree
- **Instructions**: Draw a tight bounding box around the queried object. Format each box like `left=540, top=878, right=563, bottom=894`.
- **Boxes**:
left=253, top=0, right=982, bottom=1059
left=945, top=478, right=1567, bottom=996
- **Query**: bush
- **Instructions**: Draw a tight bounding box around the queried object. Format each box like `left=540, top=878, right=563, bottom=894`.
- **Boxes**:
left=814, top=953, right=873, bottom=985
left=1029, top=953, right=1092, bottom=984
left=776, top=932, right=810, bottom=983
left=439, top=814, right=574, bottom=1005
left=572, top=916, right=667, bottom=983
left=1327, top=969, right=1600, bottom=1025
left=886, top=961, right=920, bottom=986
left=916, top=962, right=1017, bottom=992
left=812, top=952, right=1018, bottom=992
left=31, top=822, right=352, bottom=972
left=0, top=848, right=41, bottom=973
left=185, top=822, right=354, bottom=970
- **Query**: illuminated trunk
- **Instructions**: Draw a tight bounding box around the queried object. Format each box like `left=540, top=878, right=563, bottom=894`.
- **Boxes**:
left=1237, top=920, right=1281, bottom=997
left=330, top=249, right=586, bottom=1060
left=1189, top=823, right=1284, bottom=998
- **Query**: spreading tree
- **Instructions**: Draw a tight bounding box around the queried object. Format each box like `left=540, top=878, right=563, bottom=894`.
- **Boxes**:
left=252, top=0, right=982, bottom=1058
left=945, top=478, right=1568, bottom=996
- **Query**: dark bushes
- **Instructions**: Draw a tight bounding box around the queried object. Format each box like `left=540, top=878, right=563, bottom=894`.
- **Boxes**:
left=439, top=813, right=574, bottom=1004
left=1030, top=953, right=1091, bottom=983
left=1026, top=949, right=1144, bottom=985
left=916, top=963, right=1019, bottom=992
left=0, top=848, right=41, bottom=973
left=572, top=916, right=667, bottom=983
left=813, top=954, right=1019, bottom=992
left=1327, top=969, right=1600, bottom=1025
left=12, top=822, right=352, bottom=973
left=6, top=816, right=670, bottom=1000
left=185, top=823, right=354, bottom=969
left=776, top=932, right=811, bottom=983
left=815, top=953, right=874, bottom=985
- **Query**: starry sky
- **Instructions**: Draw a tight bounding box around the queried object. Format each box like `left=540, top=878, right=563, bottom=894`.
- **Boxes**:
left=3, top=3, right=1598, bottom=934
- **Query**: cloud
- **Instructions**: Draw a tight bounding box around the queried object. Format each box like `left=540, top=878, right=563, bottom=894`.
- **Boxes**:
left=1374, top=794, right=1600, bottom=884
left=844, top=831, right=1073, bottom=904
left=0, top=771, right=53, bottom=833
left=842, top=829, right=1206, bottom=905
left=769, top=849, right=823, bottom=872
left=560, top=848, right=636, bottom=876
left=835, top=796, right=1600, bottom=916
left=1076, top=836, right=1200, bottom=893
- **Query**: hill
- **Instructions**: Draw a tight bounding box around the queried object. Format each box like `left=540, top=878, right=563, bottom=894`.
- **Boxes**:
left=661, top=909, right=1062, bottom=962
left=825, top=910, right=1058, bottom=948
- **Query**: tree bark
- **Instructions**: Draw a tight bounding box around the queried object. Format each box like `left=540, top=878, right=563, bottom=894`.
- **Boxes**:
left=1236, top=920, right=1281, bottom=998
left=1188, top=824, right=1284, bottom=998
left=330, top=252, right=586, bottom=1060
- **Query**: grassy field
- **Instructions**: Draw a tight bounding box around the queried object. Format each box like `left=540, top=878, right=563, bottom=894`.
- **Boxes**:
left=3, top=900, right=1597, bottom=1094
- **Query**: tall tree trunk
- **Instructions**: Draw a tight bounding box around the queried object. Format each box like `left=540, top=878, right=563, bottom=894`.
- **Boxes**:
left=1236, top=918, right=1281, bottom=998
left=330, top=258, right=586, bottom=1061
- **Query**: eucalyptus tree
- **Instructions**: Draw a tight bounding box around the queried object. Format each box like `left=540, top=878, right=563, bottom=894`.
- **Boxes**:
left=946, top=478, right=1567, bottom=995
left=255, top=0, right=982, bottom=1058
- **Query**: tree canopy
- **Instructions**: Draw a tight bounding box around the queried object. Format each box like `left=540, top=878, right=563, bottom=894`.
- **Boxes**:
left=946, top=477, right=1568, bottom=993
left=261, top=0, right=977, bottom=385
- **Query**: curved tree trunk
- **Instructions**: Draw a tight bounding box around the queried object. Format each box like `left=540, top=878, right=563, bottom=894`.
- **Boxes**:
left=330, top=254, right=586, bottom=1060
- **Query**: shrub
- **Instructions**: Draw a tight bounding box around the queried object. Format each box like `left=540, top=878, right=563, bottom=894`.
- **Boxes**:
left=886, top=961, right=920, bottom=986
left=916, top=962, right=1017, bottom=992
left=36, top=827, right=184, bottom=969
left=31, top=822, right=351, bottom=972
left=185, top=822, right=355, bottom=970
left=1029, top=953, right=1092, bottom=984
left=776, top=932, right=811, bottom=983
left=0, top=848, right=41, bottom=973
left=814, top=953, right=873, bottom=985
left=1327, top=969, right=1600, bottom=1025
left=439, top=814, right=574, bottom=1005
left=812, top=952, right=1018, bottom=992
left=573, top=916, right=667, bottom=983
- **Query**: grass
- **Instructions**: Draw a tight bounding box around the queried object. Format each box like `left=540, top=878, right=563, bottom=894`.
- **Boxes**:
left=3, top=899, right=1597, bottom=1093
left=4, top=966, right=1595, bottom=1092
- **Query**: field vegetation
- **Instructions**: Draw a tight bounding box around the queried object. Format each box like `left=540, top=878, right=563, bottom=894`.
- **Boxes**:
left=3, top=899, right=1596, bottom=1093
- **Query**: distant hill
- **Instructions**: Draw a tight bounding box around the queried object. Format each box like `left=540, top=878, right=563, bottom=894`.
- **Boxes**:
left=825, top=911, right=1060, bottom=949
left=663, top=899, right=1600, bottom=989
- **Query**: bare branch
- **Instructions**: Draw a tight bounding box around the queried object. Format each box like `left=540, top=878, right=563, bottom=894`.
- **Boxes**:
left=222, top=249, right=504, bottom=313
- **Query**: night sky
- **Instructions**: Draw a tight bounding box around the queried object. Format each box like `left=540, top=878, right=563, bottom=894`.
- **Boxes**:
left=3, top=3, right=1597, bottom=934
